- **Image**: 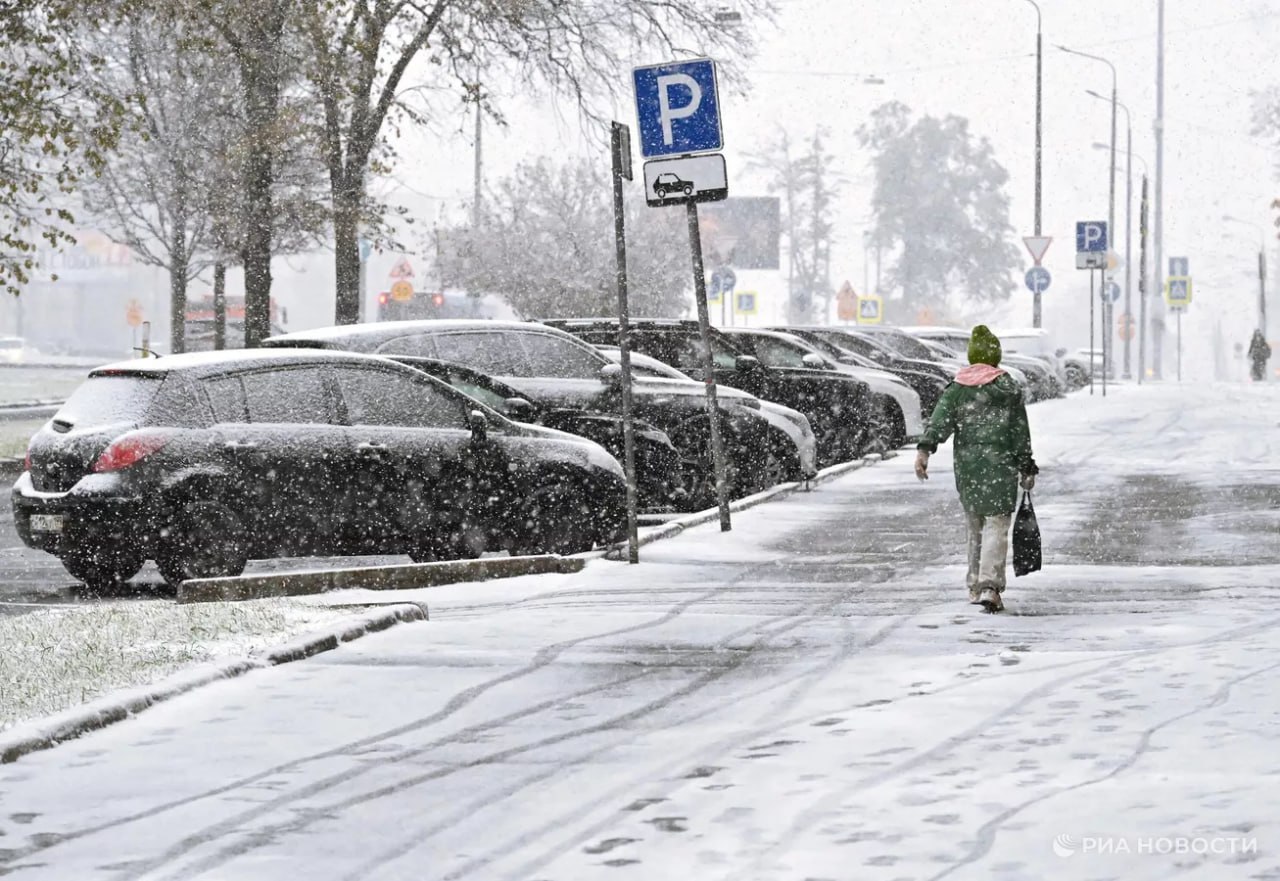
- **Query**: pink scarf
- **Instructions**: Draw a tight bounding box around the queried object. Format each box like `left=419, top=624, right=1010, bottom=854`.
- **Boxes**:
left=955, top=364, right=1007, bottom=387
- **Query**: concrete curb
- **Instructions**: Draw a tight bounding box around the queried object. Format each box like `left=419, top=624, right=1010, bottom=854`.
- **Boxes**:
left=0, top=602, right=427, bottom=765
left=177, top=555, right=585, bottom=604
left=603, top=451, right=898, bottom=560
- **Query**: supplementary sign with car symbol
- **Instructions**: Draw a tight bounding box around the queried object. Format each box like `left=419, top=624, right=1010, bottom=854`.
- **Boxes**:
left=1075, top=221, right=1108, bottom=269
left=644, top=153, right=728, bottom=206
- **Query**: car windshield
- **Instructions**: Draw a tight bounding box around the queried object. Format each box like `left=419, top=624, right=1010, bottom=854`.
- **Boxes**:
left=55, top=375, right=162, bottom=428
left=872, top=331, right=938, bottom=361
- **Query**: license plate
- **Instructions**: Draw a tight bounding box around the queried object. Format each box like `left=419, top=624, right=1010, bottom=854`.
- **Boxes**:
left=29, top=514, right=64, bottom=534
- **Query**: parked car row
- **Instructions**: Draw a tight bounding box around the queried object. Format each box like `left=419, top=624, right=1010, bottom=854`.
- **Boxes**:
left=12, top=317, right=1069, bottom=592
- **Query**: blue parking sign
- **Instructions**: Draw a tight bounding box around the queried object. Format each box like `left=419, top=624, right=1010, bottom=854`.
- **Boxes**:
left=633, top=58, right=723, bottom=158
left=1075, top=221, right=1108, bottom=253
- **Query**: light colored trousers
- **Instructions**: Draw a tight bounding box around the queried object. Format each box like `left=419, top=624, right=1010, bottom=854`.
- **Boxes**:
left=965, top=511, right=1013, bottom=592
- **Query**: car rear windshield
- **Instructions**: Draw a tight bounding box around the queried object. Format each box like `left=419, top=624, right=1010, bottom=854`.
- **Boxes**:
left=54, top=375, right=162, bottom=429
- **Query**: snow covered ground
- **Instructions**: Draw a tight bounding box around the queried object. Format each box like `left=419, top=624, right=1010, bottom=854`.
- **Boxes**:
left=0, top=382, right=1278, bottom=880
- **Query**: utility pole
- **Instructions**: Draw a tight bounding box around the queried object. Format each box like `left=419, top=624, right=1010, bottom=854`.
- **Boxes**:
left=1026, top=0, right=1044, bottom=327
left=1138, top=175, right=1149, bottom=384
left=1153, top=0, right=1166, bottom=379
left=1123, top=117, right=1133, bottom=379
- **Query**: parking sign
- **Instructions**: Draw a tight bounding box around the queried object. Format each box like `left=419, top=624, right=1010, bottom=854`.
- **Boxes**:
left=633, top=58, right=723, bottom=158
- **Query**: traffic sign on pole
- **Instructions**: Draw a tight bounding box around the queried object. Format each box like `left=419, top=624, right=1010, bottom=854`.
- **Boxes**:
left=388, top=257, right=414, bottom=279
left=1103, top=280, right=1122, bottom=303
left=632, top=58, right=723, bottom=158
left=125, top=299, right=144, bottom=328
left=1165, top=276, right=1192, bottom=308
left=856, top=295, right=883, bottom=325
left=1075, top=220, right=1108, bottom=269
left=1118, top=311, right=1136, bottom=341
left=643, top=154, right=728, bottom=206
left=1169, top=256, right=1189, bottom=277
left=1025, top=266, right=1051, bottom=293
left=1022, top=236, right=1053, bottom=265
left=734, top=290, right=758, bottom=315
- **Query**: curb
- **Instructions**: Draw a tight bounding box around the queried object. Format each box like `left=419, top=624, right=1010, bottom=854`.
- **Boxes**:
left=177, top=555, right=585, bottom=604
left=603, top=451, right=897, bottom=560
left=0, top=602, right=427, bottom=765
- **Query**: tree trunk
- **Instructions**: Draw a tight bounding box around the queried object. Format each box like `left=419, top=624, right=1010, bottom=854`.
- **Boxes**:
left=332, top=171, right=364, bottom=325
left=213, top=260, right=226, bottom=350
left=168, top=187, right=188, bottom=355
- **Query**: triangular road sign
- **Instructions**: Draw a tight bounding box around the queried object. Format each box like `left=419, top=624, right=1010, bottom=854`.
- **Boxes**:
left=389, top=257, right=415, bottom=279
left=1022, top=236, right=1053, bottom=265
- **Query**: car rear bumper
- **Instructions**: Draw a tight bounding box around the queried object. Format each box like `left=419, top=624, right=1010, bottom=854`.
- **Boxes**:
left=11, top=471, right=152, bottom=557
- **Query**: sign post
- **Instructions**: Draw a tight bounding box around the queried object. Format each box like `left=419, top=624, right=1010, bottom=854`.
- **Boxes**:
left=856, top=295, right=883, bottom=325
left=636, top=56, right=731, bottom=532
left=609, top=121, right=640, bottom=564
left=1023, top=236, right=1053, bottom=327
left=1076, top=221, right=1109, bottom=395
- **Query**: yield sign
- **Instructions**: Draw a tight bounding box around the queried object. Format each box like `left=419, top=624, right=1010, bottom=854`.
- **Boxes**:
left=1022, top=236, right=1053, bottom=266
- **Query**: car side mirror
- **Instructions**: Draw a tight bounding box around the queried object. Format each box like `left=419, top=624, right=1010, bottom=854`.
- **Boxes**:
left=600, top=362, right=623, bottom=388
left=468, top=409, right=488, bottom=443
left=801, top=352, right=827, bottom=369
left=735, top=354, right=760, bottom=371
left=504, top=397, right=536, bottom=421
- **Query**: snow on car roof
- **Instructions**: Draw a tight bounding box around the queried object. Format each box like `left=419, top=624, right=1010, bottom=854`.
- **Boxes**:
left=88, top=347, right=396, bottom=376
left=265, top=319, right=549, bottom=346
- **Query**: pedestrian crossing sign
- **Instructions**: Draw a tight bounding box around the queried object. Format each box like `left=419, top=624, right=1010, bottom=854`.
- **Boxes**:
left=1165, top=276, right=1192, bottom=308
left=857, top=295, right=883, bottom=324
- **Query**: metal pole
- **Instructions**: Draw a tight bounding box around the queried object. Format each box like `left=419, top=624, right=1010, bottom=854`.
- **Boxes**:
left=1153, top=0, right=1166, bottom=379
left=1030, top=0, right=1043, bottom=327
left=1138, top=175, right=1149, bottom=384
left=609, top=123, right=640, bottom=563
left=1260, top=247, right=1268, bottom=337
left=1089, top=269, right=1096, bottom=394
left=1104, top=80, right=1116, bottom=397
left=1177, top=309, right=1182, bottom=381
left=686, top=201, right=732, bottom=532
left=1123, top=120, right=1133, bottom=379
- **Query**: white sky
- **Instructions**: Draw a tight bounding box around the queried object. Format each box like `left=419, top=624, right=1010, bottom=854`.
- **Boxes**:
left=372, top=0, right=1279, bottom=374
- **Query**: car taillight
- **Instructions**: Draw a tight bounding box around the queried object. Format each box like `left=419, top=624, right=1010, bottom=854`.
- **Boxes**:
left=93, top=431, right=171, bottom=473
left=24, top=445, right=31, bottom=472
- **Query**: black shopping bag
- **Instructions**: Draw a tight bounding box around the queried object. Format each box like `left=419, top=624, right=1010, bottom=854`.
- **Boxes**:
left=1012, top=491, right=1042, bottom=577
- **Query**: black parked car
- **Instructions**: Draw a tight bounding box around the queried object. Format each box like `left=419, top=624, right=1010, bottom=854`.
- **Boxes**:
left=777, top=327, right=949, bottom=417
left=385, top=356, right=684, bottom=509
left=542, top=318, right=874, bottom=467
left=264, top=320, right=776, bottom=512
left=13, top=349, right=627, bottom=591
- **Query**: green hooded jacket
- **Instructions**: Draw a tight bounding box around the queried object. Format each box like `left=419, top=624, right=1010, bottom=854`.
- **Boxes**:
left=918, top=370, right=1038, bottom=516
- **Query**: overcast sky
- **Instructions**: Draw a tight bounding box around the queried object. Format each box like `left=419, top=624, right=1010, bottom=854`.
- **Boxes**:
left=381, top=0, right=1279, bottom=373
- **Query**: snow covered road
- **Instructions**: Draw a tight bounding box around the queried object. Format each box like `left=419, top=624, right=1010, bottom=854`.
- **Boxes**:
left=1, top=383, right=1278, bottom=880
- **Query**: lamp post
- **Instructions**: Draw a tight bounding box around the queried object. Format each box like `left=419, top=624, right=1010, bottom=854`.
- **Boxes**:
left=1024, top=0, right=1044, bottom=327
left=1222, top=214, right=1268, bottom=337
left=1059, top=44, right=1118, bottom=391
left=1089, top=90, right=1133, bottom=377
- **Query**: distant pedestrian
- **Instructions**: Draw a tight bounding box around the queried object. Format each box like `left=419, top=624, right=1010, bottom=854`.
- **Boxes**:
left=914, top=325, right=1038, bottom=612
left=1248, top=329, right=1271, bottom=382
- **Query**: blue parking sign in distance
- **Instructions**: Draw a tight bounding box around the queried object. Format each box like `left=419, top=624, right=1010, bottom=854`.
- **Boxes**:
left=1075, top=221, right=1108, bottom=253
left=633, top=58, right=723, bottom=158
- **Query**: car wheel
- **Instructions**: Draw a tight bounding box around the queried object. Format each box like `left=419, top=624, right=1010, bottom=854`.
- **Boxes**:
left=1064, top=363, right=1088, bottom=389
left=62, top=549, right=144, bottom=595
left=667, top=418, right=740, bottom=512
left=409, top=519, right=486, bottom=562
left=683, top=184, right=693, bottom=196
left=156, top=500, right=249, bottom=587
left=510, top=488, right=595, bottom=556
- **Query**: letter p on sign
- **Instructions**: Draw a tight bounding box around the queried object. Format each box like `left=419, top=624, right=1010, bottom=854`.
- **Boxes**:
left=656, top=74, right=702, bottom=146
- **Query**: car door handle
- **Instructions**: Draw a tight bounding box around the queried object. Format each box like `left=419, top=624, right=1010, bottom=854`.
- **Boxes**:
left=224, top=440, right=258, bottom=450
left=356, top=442, right=389, bottom=458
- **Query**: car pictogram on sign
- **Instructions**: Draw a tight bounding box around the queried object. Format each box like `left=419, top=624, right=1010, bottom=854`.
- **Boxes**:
left=653, top=173, right=695, bottom=199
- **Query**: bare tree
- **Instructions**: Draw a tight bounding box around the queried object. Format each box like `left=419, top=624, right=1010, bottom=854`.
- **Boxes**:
left=299, top=0, right=777, bottom=328
left=0, top=0, right=124, bottom=298
left=436, top=156, right=689, bottom=319
left=748, top=127, right=841, bottom=323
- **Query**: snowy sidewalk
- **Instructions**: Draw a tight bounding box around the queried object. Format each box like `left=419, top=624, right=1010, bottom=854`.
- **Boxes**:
left=1, top=383, right=1278, bottom=881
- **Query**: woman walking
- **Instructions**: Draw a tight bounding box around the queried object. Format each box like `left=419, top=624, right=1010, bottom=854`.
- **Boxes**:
left=914, top=326, right=1038, bottom=612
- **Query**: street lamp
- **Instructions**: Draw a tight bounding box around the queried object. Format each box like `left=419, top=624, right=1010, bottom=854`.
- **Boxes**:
left=1088, top=91, right=1134, bottom=378
left=1024, top=0, right=1044, bottom=327
left=1059, top=43, right=1118, bottom=390
left=1222, top=214, right=1268, bottom=336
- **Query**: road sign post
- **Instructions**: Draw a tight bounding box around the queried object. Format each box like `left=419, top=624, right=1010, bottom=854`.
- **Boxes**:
left=1024, top=266, right=1051, bottom=294
left=636, top=56, right=731, bottom=531
left=1023, top=236, right=1052, bottom=327
left=856, top=295, right=883, bottom=325
left=1076, top=221, right=1109, bottom=395
left=609, top=121, right=640, bottom=564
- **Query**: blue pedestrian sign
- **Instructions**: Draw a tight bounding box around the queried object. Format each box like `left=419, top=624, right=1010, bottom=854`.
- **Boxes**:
left=1024, top=266, right=1051, bottom=294
left=633, top=58, right=723, bottom=158
left=1103, top=280, right=1121, bottom=303
left=1075, top=221, right=1108, bottom=252
left=1166, top=276, right=1192, bottom=308
left=1169, top=256, right=1189, bottom=277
